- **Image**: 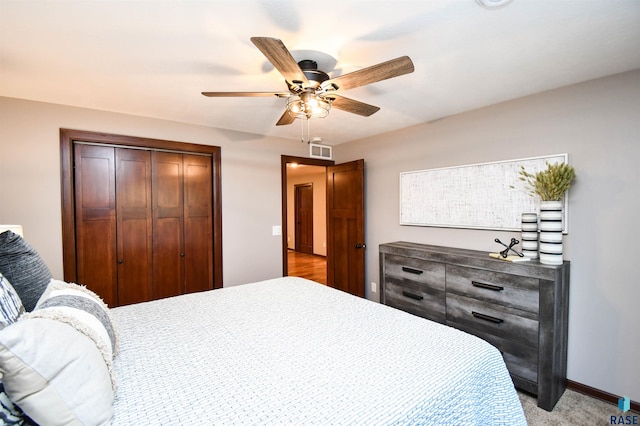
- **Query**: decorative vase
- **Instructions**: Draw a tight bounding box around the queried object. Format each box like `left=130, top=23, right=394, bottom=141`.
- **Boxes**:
left=538, top=200, right=563, bottom=265
left=521, top=213, right=538, bottom=259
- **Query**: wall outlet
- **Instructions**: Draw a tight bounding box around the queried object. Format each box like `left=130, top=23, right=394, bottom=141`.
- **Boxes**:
left=370, top=282, right=377, bottom=293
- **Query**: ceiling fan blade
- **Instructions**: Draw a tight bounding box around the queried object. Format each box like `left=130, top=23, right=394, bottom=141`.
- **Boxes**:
left=325, top=56, right=414, bottom=92
left=276, top=110, right=296, bottom=126
left=327, top=95, right=380, bottom=117
left=250, top=37, right=309, bottom=86
left=201, top=91, right=289, bottom=97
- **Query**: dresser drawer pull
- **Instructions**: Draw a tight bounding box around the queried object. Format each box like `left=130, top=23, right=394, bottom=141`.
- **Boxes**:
left=471, top=281, right=504, bottom=292
left=402, top=290, right=424, bottom=301
left=402, top=266, right=423, bottom=275
left=471, top=311, right=504, bottom=324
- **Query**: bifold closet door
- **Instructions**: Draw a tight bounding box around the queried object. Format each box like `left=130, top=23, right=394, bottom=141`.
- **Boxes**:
left=74, top=144, right=118, bottom=307
left=115, top=148, right=153, bottom=305
left=74, top=145, right=153, bottom=307
left=152, top=152, right=185, bottom=299
left=182, top=154, right=213, bottom=294
left=152, top=152, right=213, bottom=299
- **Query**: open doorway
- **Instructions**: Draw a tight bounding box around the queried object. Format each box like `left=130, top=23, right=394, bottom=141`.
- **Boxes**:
left=286, top=164, right=326, bottom=284
left=281, top=155, right=366, bottom=297
left=281, top=156, right=333, bottom=284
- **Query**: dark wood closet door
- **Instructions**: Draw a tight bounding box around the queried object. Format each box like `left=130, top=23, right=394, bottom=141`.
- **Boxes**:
left=61, top=129, right=223, bottom=302
left=152, top=151, right=185, bottom=299
left=116, top=148, right=153, bottom=305
left=74, top=144, right=117, bottom=307
left=152, top=152, right=213, bottom=297
left=183, top=154, right=213, bottom=294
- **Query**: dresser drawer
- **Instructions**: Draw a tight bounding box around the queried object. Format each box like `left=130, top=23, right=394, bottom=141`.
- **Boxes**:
left=446, top=265, right=539, bottom=314
left=446, top=293, right=539, bottom=348
left=384, top=255, right=445, bottom=292
left=384, top=278, right=446, bottom=323
left=383, top=254, right=446, bottom=322
left=452, top=322, right=539, bottom=386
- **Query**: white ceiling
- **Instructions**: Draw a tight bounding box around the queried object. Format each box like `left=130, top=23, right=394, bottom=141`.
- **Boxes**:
left=1, top=0, right=639, bottom=145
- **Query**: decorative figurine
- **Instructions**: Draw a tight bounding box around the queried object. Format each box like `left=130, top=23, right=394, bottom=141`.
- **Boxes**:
left=494, top=237, right=524, bottom=258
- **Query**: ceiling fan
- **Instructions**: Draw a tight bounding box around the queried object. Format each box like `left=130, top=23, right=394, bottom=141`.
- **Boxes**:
left=202, top=37, right=415, bottom=126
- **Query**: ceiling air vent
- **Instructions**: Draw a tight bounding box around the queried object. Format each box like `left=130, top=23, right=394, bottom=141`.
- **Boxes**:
left=309, top=143, right=332, bottom=160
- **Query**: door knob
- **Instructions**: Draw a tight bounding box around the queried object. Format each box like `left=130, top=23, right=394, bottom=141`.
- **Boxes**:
left=117, top=259, right=123, bottom=264
left=355, top=243, right=366, bottom=249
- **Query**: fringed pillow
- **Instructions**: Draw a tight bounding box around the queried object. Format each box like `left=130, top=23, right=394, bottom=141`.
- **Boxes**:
left=0, top=280, right=118, bottom=425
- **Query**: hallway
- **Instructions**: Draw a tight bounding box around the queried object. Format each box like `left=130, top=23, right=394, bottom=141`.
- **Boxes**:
left=287, top=250, right=327, bottom=284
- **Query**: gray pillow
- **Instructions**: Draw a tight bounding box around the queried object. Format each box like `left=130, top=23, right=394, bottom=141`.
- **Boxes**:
left=0, top=232, right=52, bottom=312
left=0, top=273, right=25, bottom=329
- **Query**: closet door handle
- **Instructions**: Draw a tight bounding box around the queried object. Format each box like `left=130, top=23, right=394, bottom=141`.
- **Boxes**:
left=471, top=311, right=504, bottom=324
left=402, top=290, right=424, bottom=301
left=117, top=259, right=123, bottom=264
left=472, top=281, right=504, bottom=292
left=180, top=252, right=185, bottom=257
left=402, top=266, right=423, bottom=275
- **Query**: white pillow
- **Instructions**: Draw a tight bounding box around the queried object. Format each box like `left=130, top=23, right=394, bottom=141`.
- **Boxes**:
left=0, top=318, right=114, bottom=425
left=0, top=280, right=117, bottom=425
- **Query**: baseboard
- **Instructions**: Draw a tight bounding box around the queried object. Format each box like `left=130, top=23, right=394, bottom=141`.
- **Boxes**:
left=567, top=380, right=639, bottom=413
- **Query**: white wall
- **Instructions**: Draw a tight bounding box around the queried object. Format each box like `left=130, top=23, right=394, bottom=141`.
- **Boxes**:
left=334, top=70, right=640, bottom=403
left=0, top=96, right=309, bottom=286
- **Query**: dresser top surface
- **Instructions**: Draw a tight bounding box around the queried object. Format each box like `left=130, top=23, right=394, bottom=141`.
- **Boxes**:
left=380, top=241, right=569, bottom=279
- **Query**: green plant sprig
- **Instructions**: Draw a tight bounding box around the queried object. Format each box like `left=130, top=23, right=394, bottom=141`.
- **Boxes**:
left=516, top=162, right=576, bottom=201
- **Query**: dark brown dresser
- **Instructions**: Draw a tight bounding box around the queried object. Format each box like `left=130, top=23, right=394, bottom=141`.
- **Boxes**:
left=380, top=241, right=570, bottom=411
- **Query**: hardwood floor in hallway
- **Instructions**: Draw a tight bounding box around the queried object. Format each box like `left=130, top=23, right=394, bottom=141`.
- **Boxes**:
left=287, top=250, right=327, bottom=284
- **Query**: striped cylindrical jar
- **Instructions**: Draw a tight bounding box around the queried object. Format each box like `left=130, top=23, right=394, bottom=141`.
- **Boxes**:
left=521, top=213, right=538, bottom=259
left=539, top=200, right=564, bottom=265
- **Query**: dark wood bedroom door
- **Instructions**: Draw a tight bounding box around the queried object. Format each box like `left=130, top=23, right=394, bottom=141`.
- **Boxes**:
left=294, top=183, right=313, bottom=254
left=326, top=159, right=365, bottom=298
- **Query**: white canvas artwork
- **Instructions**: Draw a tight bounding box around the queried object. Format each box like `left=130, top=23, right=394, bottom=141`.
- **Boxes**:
left=399, top=154, right=568, bottom=232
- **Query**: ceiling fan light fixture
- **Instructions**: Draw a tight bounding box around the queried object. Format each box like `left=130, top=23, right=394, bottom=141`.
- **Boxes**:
left=286, top=94, right=330, bottom=119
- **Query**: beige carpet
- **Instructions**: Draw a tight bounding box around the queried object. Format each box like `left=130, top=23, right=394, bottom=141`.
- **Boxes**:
left=519, top=389, right=626, bottom=425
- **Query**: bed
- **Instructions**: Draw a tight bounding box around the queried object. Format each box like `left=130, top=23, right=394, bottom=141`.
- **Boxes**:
left=0, top=232, right=525, bottom=425
left=111, top=277, right=525, bottom=425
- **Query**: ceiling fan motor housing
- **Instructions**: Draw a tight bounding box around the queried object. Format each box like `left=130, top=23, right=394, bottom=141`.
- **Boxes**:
left=297, top=60, right=329, bottom=88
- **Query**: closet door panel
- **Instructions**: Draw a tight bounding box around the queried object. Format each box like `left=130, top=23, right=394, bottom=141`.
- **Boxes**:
left=183, top=154, right=213, bottom=293
left=152, top=152, right=184, bottom=299
left=116, top=148, right=153, bottom=305
left=74, top=144, right=117, bottom=307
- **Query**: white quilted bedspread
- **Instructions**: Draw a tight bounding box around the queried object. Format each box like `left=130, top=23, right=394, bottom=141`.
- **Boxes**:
left=110, top=277, right=526, bottom=425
